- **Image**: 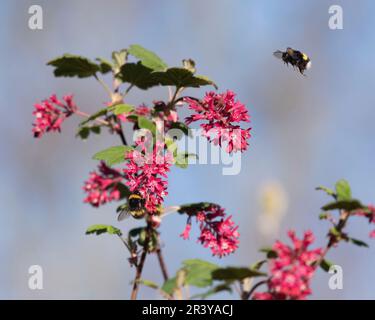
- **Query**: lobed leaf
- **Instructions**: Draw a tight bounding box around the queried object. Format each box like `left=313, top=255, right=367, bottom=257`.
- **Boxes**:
left=152, top=67, right=217, bottom=89
left=321, top=199, right=364, bottom=212
left=211, top=267, right=266, bottom=281
left=112, top=104, right=134, bottom=115
left=182, top=259, right=219, bottom=288
left=117, top=62, right=159, bottom=90
left=137, top=116, right=156, bottom=134
left=92, top=145, right=134, bottom=166
left=128, top=44, right=168, bottom=71
left=47, top=54, right=100, bottom=78
left=178, top=202, right=219, bottom=215
left=96, top=57, right=113, bottom=74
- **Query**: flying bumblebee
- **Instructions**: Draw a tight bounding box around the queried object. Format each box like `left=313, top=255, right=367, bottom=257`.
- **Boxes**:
left=273, top=47, right=311, bottom=75
left=117, top=192, right=181, bottom=221
left=117, top=193, right=146, bottom=221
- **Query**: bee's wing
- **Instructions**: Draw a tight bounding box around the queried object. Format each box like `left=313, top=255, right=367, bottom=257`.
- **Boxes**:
left=117, top=209, right=130, bottom=221
left=273, top=50, right=284, bottom=60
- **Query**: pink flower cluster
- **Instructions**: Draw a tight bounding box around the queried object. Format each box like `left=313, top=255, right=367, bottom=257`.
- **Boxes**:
left=123, top=141, right=173, bottom=213
left=32, top=94, right=77, bottom=138
left=180, top=205, right=240, bottom=257
left=185, top=91, right=251, bottom=153
left=253, top=230, right=323, bottom=300
left=83, top=162, right=123, bottom=207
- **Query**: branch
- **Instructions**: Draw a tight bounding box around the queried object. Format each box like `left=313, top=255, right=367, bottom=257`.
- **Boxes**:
left=115, top=119, right=128, bottom=145
left=74, top=110, right=110, bottom=126
left=156, top=245, right=169, bottom=281
left=245, top=280, right=268, bottom=300
left=130, top=226, right=151, bottom=300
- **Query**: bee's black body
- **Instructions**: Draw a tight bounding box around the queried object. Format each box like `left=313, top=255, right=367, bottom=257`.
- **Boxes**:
left=117, top=193, right=146, bottom=221
left=274, top=47, right=311, bottom=75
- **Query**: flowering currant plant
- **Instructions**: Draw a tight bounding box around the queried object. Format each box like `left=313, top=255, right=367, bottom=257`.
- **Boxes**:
left=33, top=45, right=373, bottom=300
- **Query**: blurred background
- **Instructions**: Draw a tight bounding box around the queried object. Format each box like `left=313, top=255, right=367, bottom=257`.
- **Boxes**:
left=1, top=0, right=375, bottom=299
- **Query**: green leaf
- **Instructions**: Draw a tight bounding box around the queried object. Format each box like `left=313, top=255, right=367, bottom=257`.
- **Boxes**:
left=320, top=259, right=334, bottom=272
left=76, top=126, right=101, bottom=140
left=96, top=57, right=113, bottom=74
left=90, top=125, right=101, bottom=134
left=138, top=116, right=156, bottom=134
left=118, top=62, right=159, bottom=90
left=194, top=75, right=218, bottom=90
left=321, top=199, right=364, bottom=211
left=47, top=54, right=100, bottom=78
left=175, top=152, right=198, bottom=169
left=212, top=267, right=266, bottom=281
left=85, top=224, right=121, bottom=236
left=161, top=277, right=177, bottom=295
left=191, top=283, right=232, bottom=300
left=182, top=259, right=219, bottom=288
left=178, top=202, right=219, bottom=215
left=153, top=67, right=217, bottom=89
left=259, top=247, right=278, bottom=259
left=112, top=104, right=134, bottom=115
left=335, top=179, right=352, bottom=201
left=128, top=44, right=168, bottom=71
left=112, top=49, right=128, bottom=72
left=349, top=238, right=369, bottom=248
left=76, top=126, right=90, bottom=140
left=92, top=145, right=134, bottom=166
left=137, top=279, right=159, bottom=290
left=316, top=186, right=336, bottom=198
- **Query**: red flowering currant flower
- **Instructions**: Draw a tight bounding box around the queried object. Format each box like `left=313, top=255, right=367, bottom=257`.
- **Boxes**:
left=184, top=90, right=251, bottom=153
left=136, top=104, right=151, bottom=116
left=180, top=205, right=240, bottom=257
left=124, top=141, right=173, bottom=213
left=32, top=94, right=77, bottom=138
left=83, top=161, right=123, bottom=207
left=252, top=292, right=274, bottom=300
left=253, top=230, right=323, bottom=300
left=117, top=104, right=151, bottom=123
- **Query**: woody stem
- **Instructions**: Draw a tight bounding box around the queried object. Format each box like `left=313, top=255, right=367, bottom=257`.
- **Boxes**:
left=130, top=225, right=151, bottom=300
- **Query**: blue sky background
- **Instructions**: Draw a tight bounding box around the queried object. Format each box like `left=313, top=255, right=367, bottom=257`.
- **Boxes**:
left=1, top=0, right=375, bottom=299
